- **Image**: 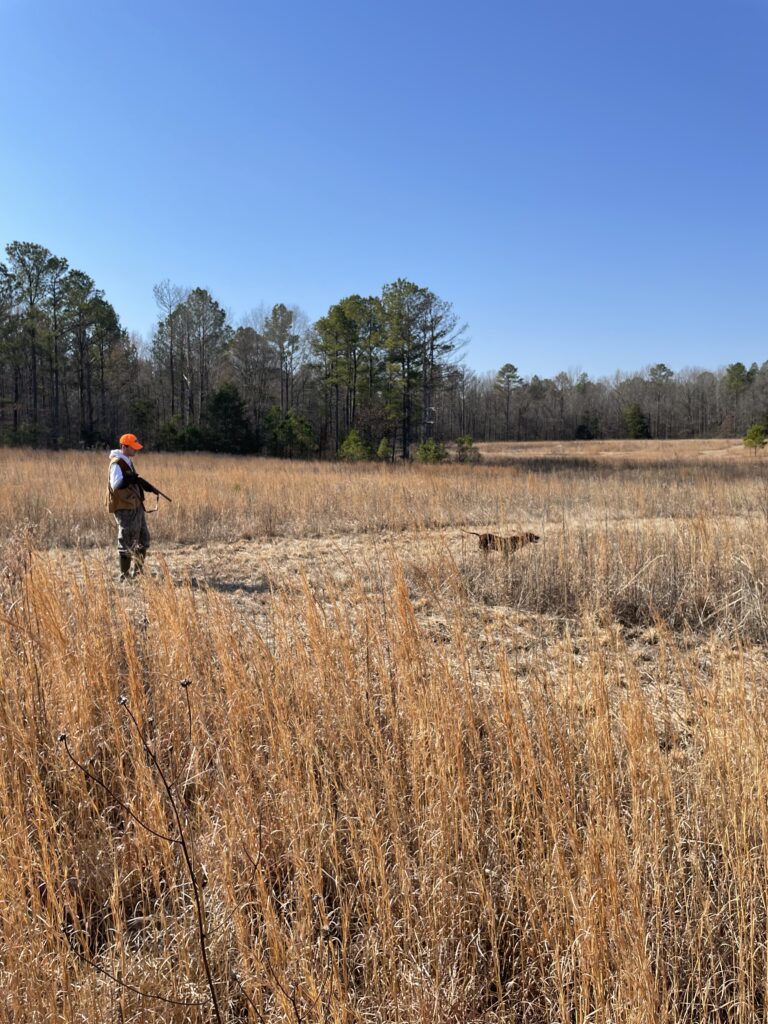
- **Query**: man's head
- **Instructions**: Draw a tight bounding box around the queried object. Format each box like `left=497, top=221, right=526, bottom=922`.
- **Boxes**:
left=119, top=433, right=143, bottom=456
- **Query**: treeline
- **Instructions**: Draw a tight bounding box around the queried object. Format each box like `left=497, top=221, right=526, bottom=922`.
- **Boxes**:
left=1, top=241, right=766, bottom=456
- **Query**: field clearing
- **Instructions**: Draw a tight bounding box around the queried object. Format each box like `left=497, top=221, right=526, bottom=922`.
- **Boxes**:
left=474, top=438, right=753, bottom=462
left=3, top=441, right=768, bottom=1022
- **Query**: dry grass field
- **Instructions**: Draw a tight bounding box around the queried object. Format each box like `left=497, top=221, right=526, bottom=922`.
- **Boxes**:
left=3, top=440, right=768, bottom=1023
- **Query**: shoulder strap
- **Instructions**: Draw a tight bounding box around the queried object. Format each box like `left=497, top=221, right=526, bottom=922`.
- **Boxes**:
left=109, top=456, right=135, bottom=489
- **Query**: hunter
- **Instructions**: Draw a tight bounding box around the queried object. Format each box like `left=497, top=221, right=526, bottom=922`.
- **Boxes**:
left=107, top=433, right=156, bottom=580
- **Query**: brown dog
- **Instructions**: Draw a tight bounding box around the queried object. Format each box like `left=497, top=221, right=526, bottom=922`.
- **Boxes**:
left=464, top=530, right=541, bottom=553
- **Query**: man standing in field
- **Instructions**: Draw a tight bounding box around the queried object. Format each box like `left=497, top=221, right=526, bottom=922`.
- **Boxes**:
left=107, top=433, right=152, bottom=581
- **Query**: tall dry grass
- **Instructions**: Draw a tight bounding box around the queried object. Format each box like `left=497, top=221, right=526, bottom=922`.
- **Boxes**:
left=7, top=445, right=768, bottom=637
left=401, top=514, right=768, bottom=641
left=1, top=543, right=768, bottom=1021
left=2, top=445, right=768, bottom=548
left=3, top=445, right=768, bottom=1021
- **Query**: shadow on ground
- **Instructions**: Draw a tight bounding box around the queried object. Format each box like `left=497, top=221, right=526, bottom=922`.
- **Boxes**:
left=186, top=575, right=269, bottom=595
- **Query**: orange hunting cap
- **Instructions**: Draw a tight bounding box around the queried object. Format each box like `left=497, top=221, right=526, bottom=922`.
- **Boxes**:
left=119, top=433, right=143, bottom=450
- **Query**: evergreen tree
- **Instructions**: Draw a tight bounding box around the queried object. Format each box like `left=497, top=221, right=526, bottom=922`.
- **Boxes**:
left=376, top=437, right=393, bottom=461
left=455, top=435, right=480, bottom=463
left=265, top=406, right=316, bottom=458
left=339, top=427, right=370, bottom=461
left=623, top=402, right=651, bottom=439
left=744, top=423, right=766, bottom=454
left=264, top=304, right=301, bottom=413
left=415, top=437, right=448, bottom=463
left=202, top=383, right=258, bottom=454
left=495, top=363, right=521, bottom=440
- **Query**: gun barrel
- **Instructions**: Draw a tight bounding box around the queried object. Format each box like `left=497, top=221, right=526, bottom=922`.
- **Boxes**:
left=138, top=475, right=171, bottom=502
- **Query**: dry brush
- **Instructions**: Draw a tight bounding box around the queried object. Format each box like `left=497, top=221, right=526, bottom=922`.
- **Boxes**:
left=2, top=446, right=768, bottom=1022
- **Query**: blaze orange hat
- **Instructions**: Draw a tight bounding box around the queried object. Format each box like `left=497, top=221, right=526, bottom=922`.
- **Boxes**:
left=119, top=433, right=143, bottom=450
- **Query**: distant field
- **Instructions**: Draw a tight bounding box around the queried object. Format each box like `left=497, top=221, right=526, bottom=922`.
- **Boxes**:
left=476, top=437, right=752, bottom=460
left=1, top=438, right=766, bottom=550
left=2, top=441, right=768, bottom=1022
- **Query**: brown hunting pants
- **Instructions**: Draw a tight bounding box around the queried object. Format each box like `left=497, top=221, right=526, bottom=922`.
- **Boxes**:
left=114, top=507, right=150, bottom=555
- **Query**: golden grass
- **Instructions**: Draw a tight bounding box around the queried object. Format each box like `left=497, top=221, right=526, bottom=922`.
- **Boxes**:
left=1, top=441, right=767, bottom=550
left=475, top=438, right=751, bottom=461
left=2, top=442, right=768, bottom=1022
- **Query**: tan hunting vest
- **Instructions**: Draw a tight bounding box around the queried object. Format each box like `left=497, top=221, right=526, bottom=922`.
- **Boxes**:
left=107, top=456, right=143, bottom=513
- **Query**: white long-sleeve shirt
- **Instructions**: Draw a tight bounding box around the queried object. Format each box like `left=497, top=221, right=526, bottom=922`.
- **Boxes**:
left=109, top=449, right=135, bottom=490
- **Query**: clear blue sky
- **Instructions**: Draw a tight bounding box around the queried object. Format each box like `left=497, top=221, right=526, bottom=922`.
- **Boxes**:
left=1, top=0, right=766, bottom=379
